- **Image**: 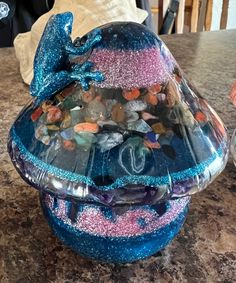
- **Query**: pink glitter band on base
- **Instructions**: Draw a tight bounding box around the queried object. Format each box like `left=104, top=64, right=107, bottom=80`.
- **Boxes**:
left=90, top=48, right=175, bottom=89
left=45, top=195, right=190, bottom=238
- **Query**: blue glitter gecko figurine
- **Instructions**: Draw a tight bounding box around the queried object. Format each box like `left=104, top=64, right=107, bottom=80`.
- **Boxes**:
left=30, top=12, right=104, bottom=101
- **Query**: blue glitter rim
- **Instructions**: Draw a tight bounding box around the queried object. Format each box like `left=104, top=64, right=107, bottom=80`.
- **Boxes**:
left=10, top=126, right=227, bottom=191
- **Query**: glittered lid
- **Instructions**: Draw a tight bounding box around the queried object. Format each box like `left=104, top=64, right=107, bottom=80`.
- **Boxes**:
left=87, top=22, right=175, bottom=89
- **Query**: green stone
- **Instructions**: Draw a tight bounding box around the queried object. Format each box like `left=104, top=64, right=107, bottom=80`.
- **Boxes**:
left=74, top=132, right=97, bottom=150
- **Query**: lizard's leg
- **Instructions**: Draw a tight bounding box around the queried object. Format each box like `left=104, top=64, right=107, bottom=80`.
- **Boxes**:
left=31, top=61, right=104, bottom=100
left=69, top=61, right=104, bottom=90
left=70, top=61, right=94, bottom=72
left=70, top=70, right=104, bottom=91
left=30, top=71, right=73, bottom=100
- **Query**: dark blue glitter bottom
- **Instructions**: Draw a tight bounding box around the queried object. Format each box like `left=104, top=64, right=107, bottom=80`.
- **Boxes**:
left=40, top=193, right=189, bottom=263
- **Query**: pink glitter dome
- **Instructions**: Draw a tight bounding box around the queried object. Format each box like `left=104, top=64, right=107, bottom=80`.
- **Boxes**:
left=87, top=22, right=176, bottom=89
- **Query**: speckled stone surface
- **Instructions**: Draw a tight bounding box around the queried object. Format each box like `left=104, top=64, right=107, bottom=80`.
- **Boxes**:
left=1, top=30, right=236, bottom=283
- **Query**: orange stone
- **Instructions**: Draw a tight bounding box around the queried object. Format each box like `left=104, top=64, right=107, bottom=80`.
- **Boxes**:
left=148, top=84, right=162, bottom=94
left=145, top=93, right=158, bottom=105
left=47, top=106, right=63, bottom=123
left=74, top=122, right=99, bottom=133
left=194, top=111, right=207, bottom=122
left=144, top=139, right=161, bottom=149
left=62, top=140, right=76, bottom=151
left=31, top=107, right=43, bottom=122
left=122, top=89, right=141, bottom=100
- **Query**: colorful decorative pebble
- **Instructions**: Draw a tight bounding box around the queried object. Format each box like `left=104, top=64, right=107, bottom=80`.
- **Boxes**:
left=166, top=80, right=181, bottom=107
left=125, top=111, right=139, bottom=123
left=70, top=108, right=85, bottom=125
left=151, top=122, right=167, bottom=134
left=60, top=127, right=75, bottom=140
left=82, top=88, right=96, bottom=103
left=74, top=122, right=99, bottom=133
left=128, top=119, right=152, bottom=133
left=105, top=99, right=118, bottom=113
left=124, top=100, right=147, bottom=112
left=122, top=89, right=141, bottom=100
left=60, top=111, right=72, bottom=128
left=74, top=132, right=96, bottom=149
left=141, top=112, right=158, bottom=121
left=174, top=74, right=182, bottom=83
left=47, top=125, right=60, bottom=131
left=145, top=93, right=158, bottom=105
left=148, top=83, right=162, bottom=94
left=47, top=106, right=63, bottom=123
left=97, top=133, right=124, bottom=152
left=63, top=97, right=81, bottom=109
left=85, top=99, right=107, bottom=122
left=42, top=101, right=53, bottom=112
left=144, top=139, right=161, bottom=149
left=111, top=103, right=125, bottom=123
left=35, top=124, right=51, bottom=145
left=182, top=108, right=195, bottom=127
left=31, top=107, right=43, bottom=122
left=62, top=140, right=76, bottom=151
left=145, top=132, right=159, bottom=143
left=194, top=111, right=207, bottom=123
left=97, top=120, right=118, bottom=127
left=157, top=93, right=166, bottom=103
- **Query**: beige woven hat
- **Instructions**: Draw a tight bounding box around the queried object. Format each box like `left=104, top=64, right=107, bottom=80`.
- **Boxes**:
left=14, top=0, right=148, bottom=85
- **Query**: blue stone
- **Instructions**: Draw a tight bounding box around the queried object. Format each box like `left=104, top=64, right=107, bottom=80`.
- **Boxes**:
left=146, top=132, right=158, bottom=143
left=60, top=127, right=75, bottom=140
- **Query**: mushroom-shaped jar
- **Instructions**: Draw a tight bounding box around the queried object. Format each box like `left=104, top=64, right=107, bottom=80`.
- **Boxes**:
left=8, top=13, right=229, bottom=263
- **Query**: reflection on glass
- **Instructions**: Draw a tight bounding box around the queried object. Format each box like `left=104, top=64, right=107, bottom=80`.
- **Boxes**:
left=231, top=129, right=236, bottom=166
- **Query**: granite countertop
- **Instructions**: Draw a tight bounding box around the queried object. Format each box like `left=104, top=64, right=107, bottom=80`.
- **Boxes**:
left=1, top=29, right=236, bottom=283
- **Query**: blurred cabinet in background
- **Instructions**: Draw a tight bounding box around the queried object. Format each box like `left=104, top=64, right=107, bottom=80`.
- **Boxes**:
left=150, top=0, right=235, bottom=34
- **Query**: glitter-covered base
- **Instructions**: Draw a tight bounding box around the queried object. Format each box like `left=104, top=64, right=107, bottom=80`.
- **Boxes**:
left=40, top=193, right=190, bottom=263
